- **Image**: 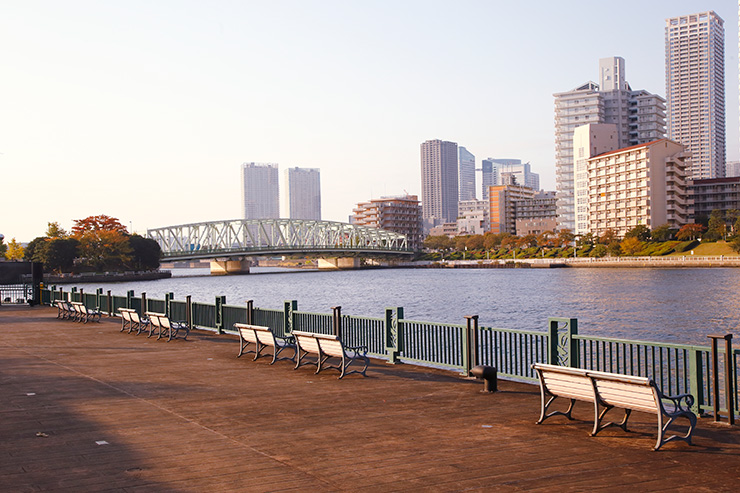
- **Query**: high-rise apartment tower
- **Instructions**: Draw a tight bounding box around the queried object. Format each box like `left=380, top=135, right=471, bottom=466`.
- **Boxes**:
left=284, top=167, right=321, bottom=220
left=665, top=11, right=725, bottom=179
left=420, top=139, right=459, bottom=231
left=241, top=162, right=280, bottom=219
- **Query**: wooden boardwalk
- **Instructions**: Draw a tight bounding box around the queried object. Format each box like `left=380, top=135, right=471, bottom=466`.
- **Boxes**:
left=1, top=305, right=739, bottom=491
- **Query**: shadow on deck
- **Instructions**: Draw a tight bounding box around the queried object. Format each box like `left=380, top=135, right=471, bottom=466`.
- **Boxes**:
left=1, top=305, right=739, bottom=491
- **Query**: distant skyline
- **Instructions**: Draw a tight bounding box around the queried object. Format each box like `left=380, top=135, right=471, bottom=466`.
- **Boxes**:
left=2, top=1, right=738, bottom=241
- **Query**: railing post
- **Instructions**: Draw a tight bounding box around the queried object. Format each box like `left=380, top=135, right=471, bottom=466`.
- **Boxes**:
left=215, top=296, right=226, bottom=334
left=688, top=348, right=704, bottom=416
left=246, top=300, right=253, bottom=325
left=165, top=293, right=172, bottom=318
left=708, top=334, right=734, bottom=425
left=107, top=290, right=112, bottom=316
left=464, top=315, right=479, bottom=377
left=141, top=292, right=147, bottom=315
left=332, top=306, right=342, bottom=337
left=126, top=290, right=134, bottom=310
left=284, top=300, right=297, bottom=335
left=547, top=318, right=578, bottom=367
left=385, top=307, right=401, bottom=364
left=186, top=295, right=193, bottom=331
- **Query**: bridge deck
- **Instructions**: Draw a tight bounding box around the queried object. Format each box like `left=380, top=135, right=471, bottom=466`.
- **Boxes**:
left=2, top=305, right=739, bottom=491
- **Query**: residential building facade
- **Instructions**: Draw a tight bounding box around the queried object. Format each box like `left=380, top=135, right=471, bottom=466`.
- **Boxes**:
left=457, top=199, right=488, bottom=235
left=421, top=139, right=459, bottom=232
left=689, top=177, right=740, bottom=220
left=554, top=57, right=666, bottom=232
left=573, top=124, right=619, bottom=235
left=665, top=11, right=726, bottom=179
left=284, top=167, right=321, bottom=220
left=488, top=184, right=536, bottom=235
left=240, top=162, right=280, bottom=219
left=515, top=191, right=558, bottom=236
left=351, top=194, right=423, bottom=251
left=587, top=139, right=691, bottom=237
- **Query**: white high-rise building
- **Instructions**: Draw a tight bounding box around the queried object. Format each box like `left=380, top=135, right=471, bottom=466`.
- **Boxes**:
left=554, top=57, right=666, bottom=232
left=240, top=162, right=280, bottom=219
left=572, top=124, right=619, bottom=235
left=458, top=147, right=476, bottom=201
left=665, top=11, right=725, bottom=179
left=284, top=167, right=321, bottom=220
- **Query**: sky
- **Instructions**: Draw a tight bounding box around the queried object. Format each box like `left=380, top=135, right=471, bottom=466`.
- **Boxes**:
left=2, top=0, right=739, bottom=242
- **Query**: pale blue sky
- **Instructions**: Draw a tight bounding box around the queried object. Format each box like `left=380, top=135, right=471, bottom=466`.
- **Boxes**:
left=2, top=1, right=738, bottom=241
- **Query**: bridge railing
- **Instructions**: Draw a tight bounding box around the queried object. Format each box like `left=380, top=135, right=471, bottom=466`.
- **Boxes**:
left=40, top=286, right=739, bottom=419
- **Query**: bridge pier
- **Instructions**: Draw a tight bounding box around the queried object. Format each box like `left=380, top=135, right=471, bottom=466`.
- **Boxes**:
left=317, top=257, right=361, bottom=270
left=210, top=259, right=251, bottom=275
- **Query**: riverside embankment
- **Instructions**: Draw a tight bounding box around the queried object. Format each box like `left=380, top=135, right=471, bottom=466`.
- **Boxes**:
left=412, top=255, right=740, bottom=268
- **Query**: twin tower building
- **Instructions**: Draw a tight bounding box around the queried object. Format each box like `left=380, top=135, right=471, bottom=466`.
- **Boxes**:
left=240, top=163, right=321, bottom=221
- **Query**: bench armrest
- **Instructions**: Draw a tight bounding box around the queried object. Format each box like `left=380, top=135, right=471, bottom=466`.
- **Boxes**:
left=344, top=344, right=368, bottom=356
left=658, top=390, right=694, bottom=414
left=275, top=335, right=296, bottom=345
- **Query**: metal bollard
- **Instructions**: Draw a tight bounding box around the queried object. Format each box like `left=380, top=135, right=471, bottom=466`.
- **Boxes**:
left=471, top=365, right=498, bottom=392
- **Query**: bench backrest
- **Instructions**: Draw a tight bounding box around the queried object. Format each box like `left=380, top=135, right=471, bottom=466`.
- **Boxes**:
left=129, top=311, right=143, bottom=324
left=293, top=330, right=321, bottom=354
left=118, top=308, right=136, bottom=322
left=315, top=333, right=344, bottom=358
left=533, top=363, right=593, bottom=402
left=589, top=372, right=658, bottom=414
left=234, top=323, right=274, bottom=345
left=146, top=312, right=164, bottom=328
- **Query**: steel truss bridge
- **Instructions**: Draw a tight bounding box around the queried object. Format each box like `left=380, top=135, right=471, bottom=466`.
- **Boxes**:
left=148, top=219, right=414, bottom=261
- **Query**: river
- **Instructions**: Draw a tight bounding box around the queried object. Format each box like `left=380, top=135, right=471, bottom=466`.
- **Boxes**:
left=69, top=267, right=740, bottom=346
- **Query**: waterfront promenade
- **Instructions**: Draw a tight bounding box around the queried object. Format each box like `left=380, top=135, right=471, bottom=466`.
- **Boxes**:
left=2, top=305, right=739, bottom=491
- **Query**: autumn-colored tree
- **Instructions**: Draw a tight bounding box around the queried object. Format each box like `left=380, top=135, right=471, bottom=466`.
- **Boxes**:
left=598, top=228, right=618, bottom=245
left=482, top=232, right=502, bottom=250
left=536, top=231, right=554, bottom=248
left=557, top=229, right=575, bottom=248
left=5, top=238, right=25, bottom=260
left=466, top=235, right=484, bottom=251
left=500, top=233, right=517, bottom=250
left=72, top=215, right=131, bottom=271
left=454, top=235, right=469, bottom=251
left=620, top=237, right=642, bottom=256
left=423, top=235, right=452, bottom=251
left=676, top=223, right=705, bottom=241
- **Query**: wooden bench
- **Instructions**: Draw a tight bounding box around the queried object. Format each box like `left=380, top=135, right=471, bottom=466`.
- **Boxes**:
left=147, top=312, right=190, bottom=341
left=71, top=302, right=101, bottom=323
left=56, top=300, right=76, bottom=321
left=118, top=308, right=136, bottom=332
left=234, top=323, right=295, bottom=364
left=532, top=363, right=696, bottom=451
left=293, top=330, right=369, bottom=379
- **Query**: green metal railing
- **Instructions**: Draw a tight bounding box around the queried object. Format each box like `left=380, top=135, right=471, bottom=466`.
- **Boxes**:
left=39, top=286, right=739, bottom=419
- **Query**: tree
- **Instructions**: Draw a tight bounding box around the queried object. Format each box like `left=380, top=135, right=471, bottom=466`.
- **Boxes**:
left=72, top=215, right=131, bottom=271
left=676, top=223, right=706, bottom=241
left=482, top=232, right=502, bottom=251
left=704, top=210, right=725, bottom=241
left=589, top=244, right=607, bottom=257
left=128, top=235, right=161, bottom=271
left=45, top=238, right=79, bottom=273
left=624, top=225, right=651, bottom=242
left=466, top=235, right=484, bottom=251
left=423, top=235, right=452, bottom=251
left=620, top=237, right=642, bottom=256
left=577, top=232, right=596, bottom=248
left=607, top=241, right=622, bottom=257
left=557, top=229, right=575, bottom=248
left=24, top=237, right=48, bottom=263
left=726, top=210, right=740, bottom=235
left=0, top=235, right=7, bottom=258
left=651, top=224, right=673, bottom=242
left=46, top=222, right=67, bottom=238
left=598, top=228, right=618, bottom=245
left=5, top=238, right=24, bottom=260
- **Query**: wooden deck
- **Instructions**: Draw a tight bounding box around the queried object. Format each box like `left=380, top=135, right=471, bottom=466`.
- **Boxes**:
left=1, top=305, right=739, bottom=491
